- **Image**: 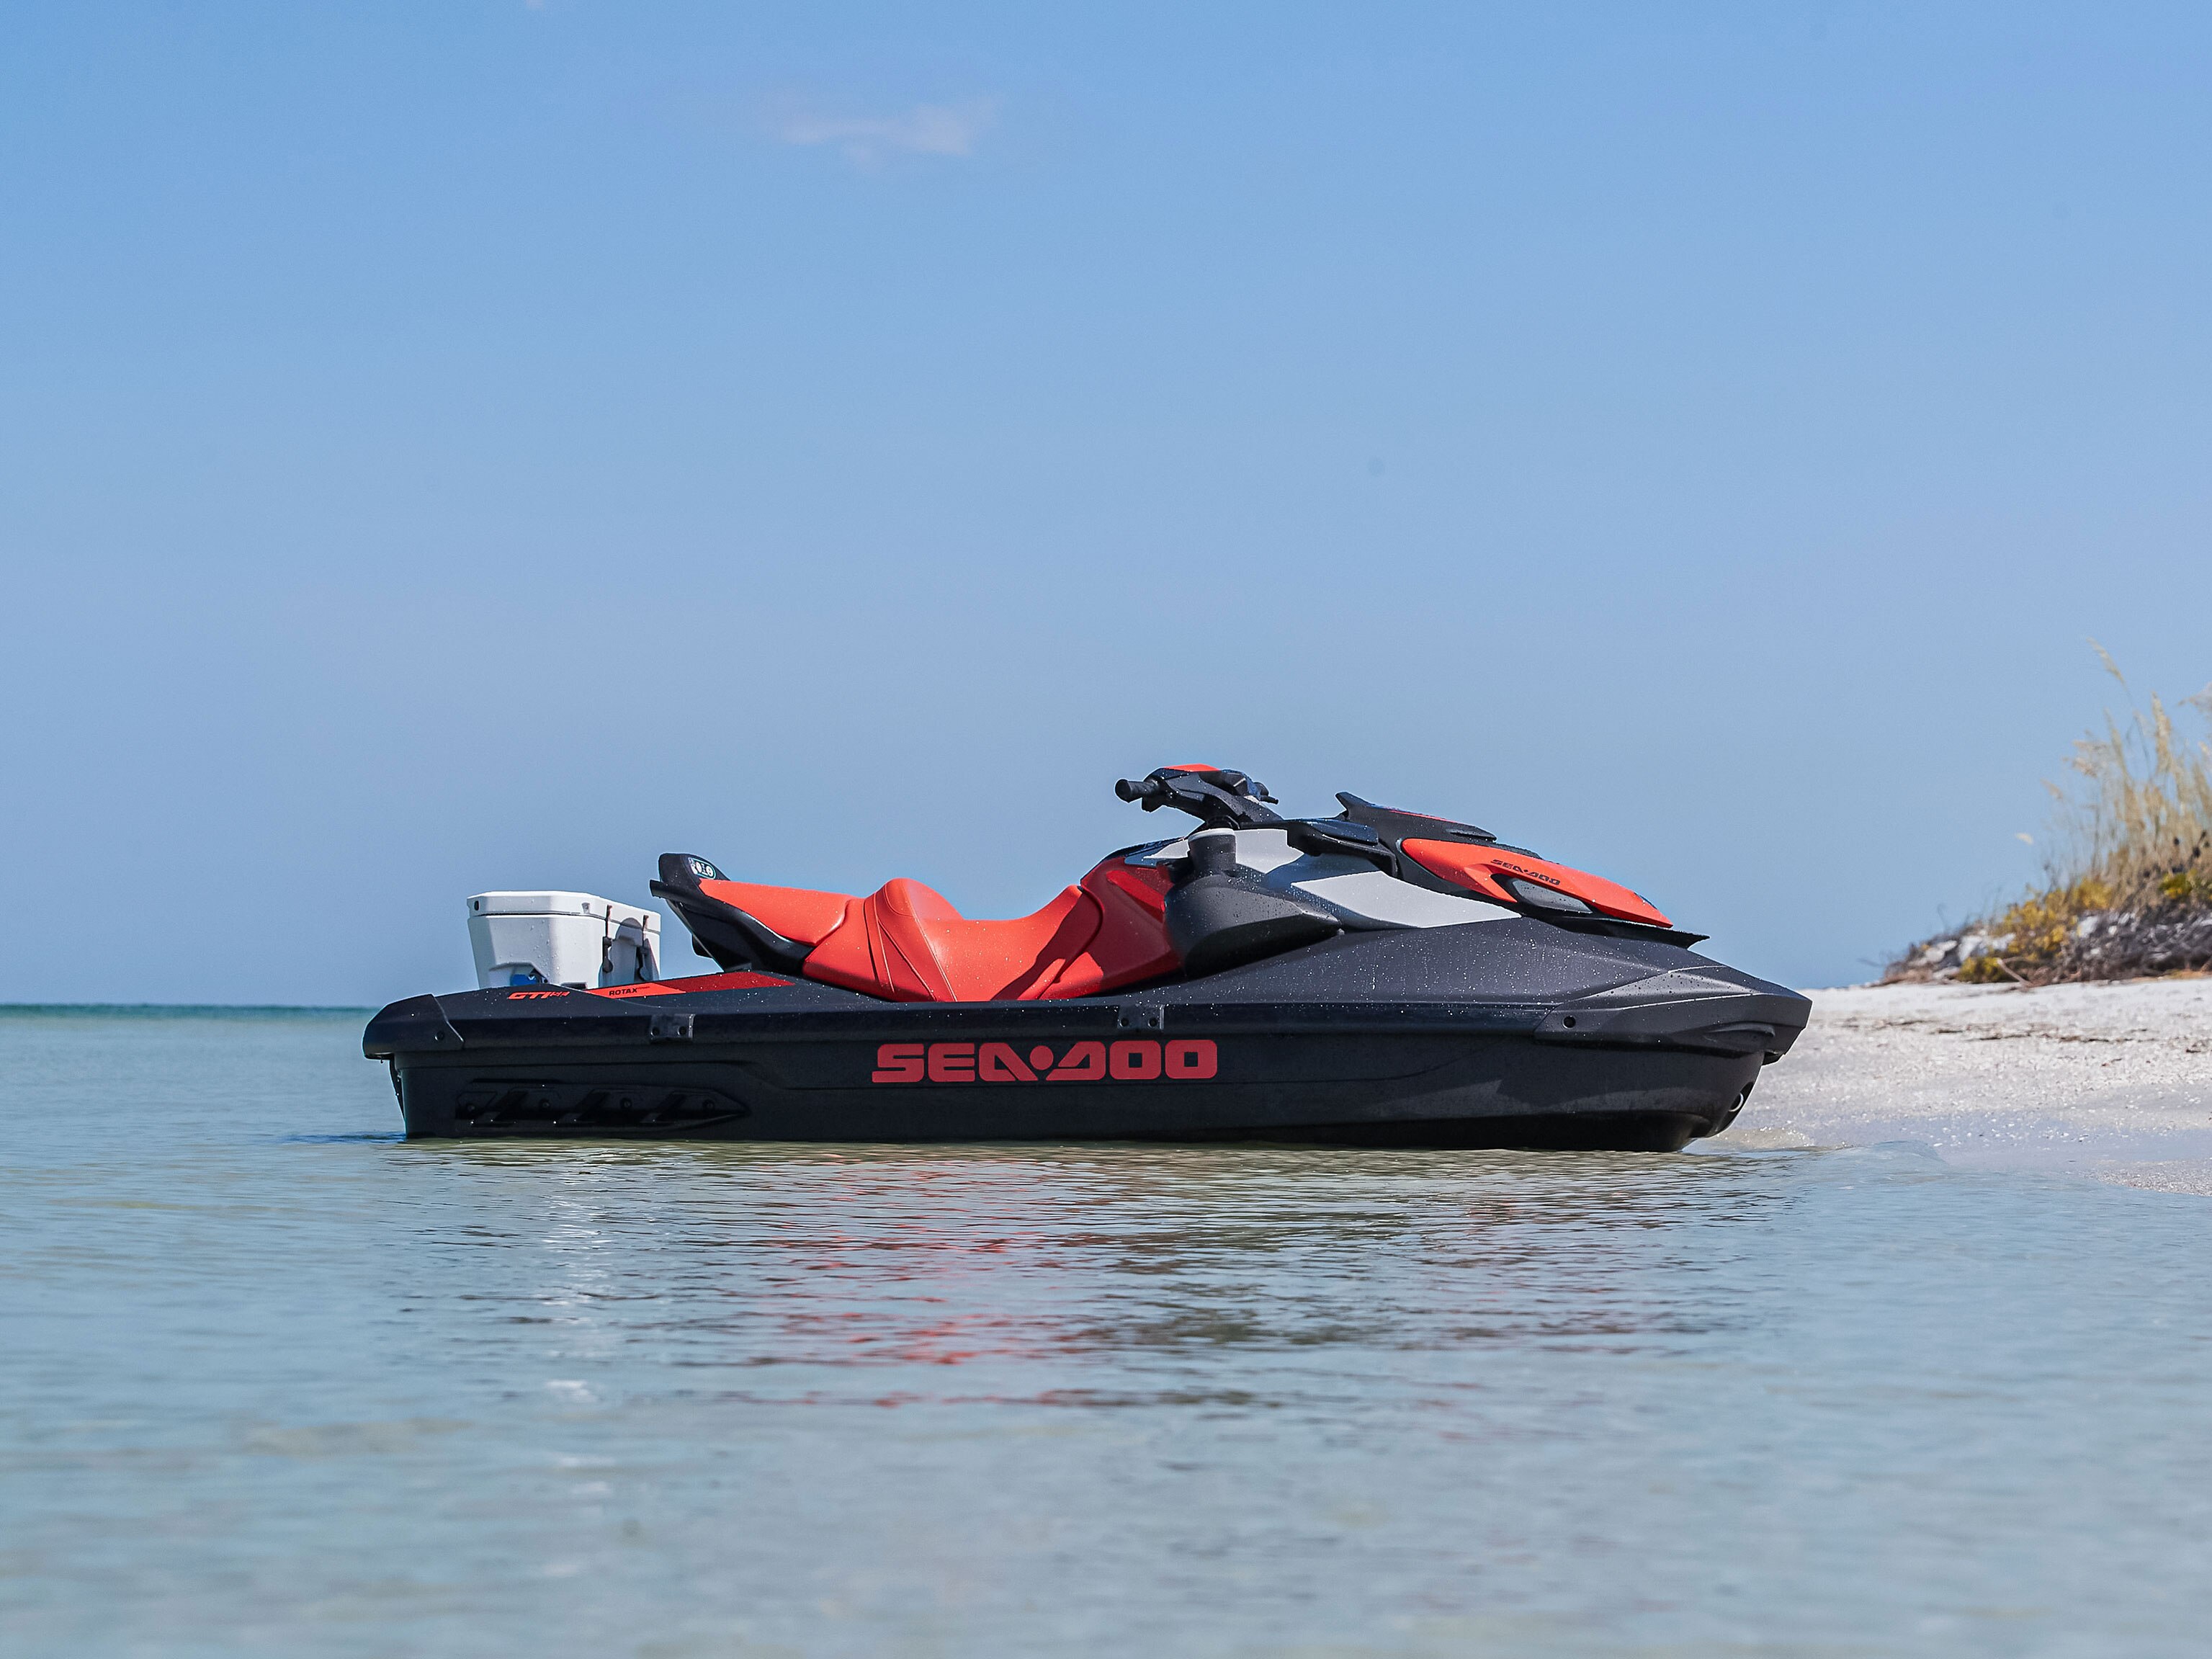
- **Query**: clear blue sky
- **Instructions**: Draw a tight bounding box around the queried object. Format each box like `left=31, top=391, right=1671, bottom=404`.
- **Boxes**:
left=4, top=2, right=2210, bottom=1002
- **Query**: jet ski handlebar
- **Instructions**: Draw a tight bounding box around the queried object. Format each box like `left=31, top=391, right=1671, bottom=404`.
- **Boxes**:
left=1115, top=766, right=1285, bottom=830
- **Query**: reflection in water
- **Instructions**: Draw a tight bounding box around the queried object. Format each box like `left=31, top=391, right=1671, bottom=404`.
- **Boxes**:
left=408, top=1144, right=1790, bottom=1395
left=6, top=1014, right=2212, bottom=1657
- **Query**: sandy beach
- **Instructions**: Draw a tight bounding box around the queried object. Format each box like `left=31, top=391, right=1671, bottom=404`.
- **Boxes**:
left=1717, top=978, right=2212, bottom=1193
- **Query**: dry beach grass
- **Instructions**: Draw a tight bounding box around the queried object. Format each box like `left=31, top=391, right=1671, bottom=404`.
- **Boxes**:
left=1888, top=651, right=2212, bottom=985
left=1748, top=662, right=2212, bottom=1189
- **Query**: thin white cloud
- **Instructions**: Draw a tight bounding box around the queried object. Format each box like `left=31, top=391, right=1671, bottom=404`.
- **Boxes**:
left=770, top=99, right=997, bottom=166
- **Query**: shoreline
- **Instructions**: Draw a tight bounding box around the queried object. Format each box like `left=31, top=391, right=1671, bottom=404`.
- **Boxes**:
left=1716, top=977, right=2212, bottom=1193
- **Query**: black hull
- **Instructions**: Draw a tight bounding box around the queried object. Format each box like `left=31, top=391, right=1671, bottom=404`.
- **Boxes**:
left=367, top=922, right=1807, bottom=1153
left=385, top=1033, right=1761, bottom=1152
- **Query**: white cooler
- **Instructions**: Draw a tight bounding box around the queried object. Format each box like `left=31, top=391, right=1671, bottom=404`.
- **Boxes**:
left=467, top=892, right=663, bottom=990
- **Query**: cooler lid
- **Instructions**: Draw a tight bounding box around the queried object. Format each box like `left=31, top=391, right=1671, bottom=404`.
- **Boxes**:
left=467, top=891, right=661, bottom=929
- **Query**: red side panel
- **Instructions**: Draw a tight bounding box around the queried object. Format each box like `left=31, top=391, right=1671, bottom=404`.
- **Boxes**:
left=697, top=878, right=852, bottom=945
left=1091, top=859, right=1172, bottom=918
left=1401, top=839, right=1673, bottom=929
left=1046, top=859, right=1180, bottom=999
left=586, top=971, right=792, bottom=999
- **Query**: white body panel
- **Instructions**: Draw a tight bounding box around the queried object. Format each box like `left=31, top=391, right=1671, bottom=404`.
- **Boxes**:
left=1127, top=833, right=1515, bottom=929
left=467, top=891, right=661, bottom=990
left=1289, top=869, right=1510, bottom=929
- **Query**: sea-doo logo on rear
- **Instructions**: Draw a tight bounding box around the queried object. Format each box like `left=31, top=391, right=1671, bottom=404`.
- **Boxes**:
left=872, top=1039, right=1217, bottom=1084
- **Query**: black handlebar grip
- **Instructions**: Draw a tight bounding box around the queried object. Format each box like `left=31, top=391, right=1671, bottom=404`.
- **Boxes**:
left=1115, top=777, right=1156, bottom=802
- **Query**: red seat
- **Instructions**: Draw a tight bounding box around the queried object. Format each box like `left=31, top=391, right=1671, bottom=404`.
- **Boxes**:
left=805, top=879, right=1103, bottom=1002
left=694, top=862, right=1178, bottom=1003
left=697, top=877, right=853, bottom=947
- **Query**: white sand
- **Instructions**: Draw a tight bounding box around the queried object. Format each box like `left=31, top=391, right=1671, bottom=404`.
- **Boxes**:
left=1711, top=979, right=2212, bottom=1194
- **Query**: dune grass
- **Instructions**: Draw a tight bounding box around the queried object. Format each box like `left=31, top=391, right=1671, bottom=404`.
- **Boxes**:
left=2055, top=648, right=2210, bottom=874
left=1894, top=649, right=2212, bottom=984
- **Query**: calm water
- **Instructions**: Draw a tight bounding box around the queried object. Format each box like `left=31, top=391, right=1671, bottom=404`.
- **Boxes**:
left=4, top=1010, right=2209, bottom=1657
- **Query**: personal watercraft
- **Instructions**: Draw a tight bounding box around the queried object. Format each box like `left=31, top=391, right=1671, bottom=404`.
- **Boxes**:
left=364, top=766, right=1810, bottom=1150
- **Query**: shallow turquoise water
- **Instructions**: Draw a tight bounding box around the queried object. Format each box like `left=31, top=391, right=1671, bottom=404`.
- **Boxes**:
left=4, top=1008, right=2208, bottom=1656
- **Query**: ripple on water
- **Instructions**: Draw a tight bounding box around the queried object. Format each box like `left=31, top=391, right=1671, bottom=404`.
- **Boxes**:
left=4, top=1011, right=2211, bottom=1657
